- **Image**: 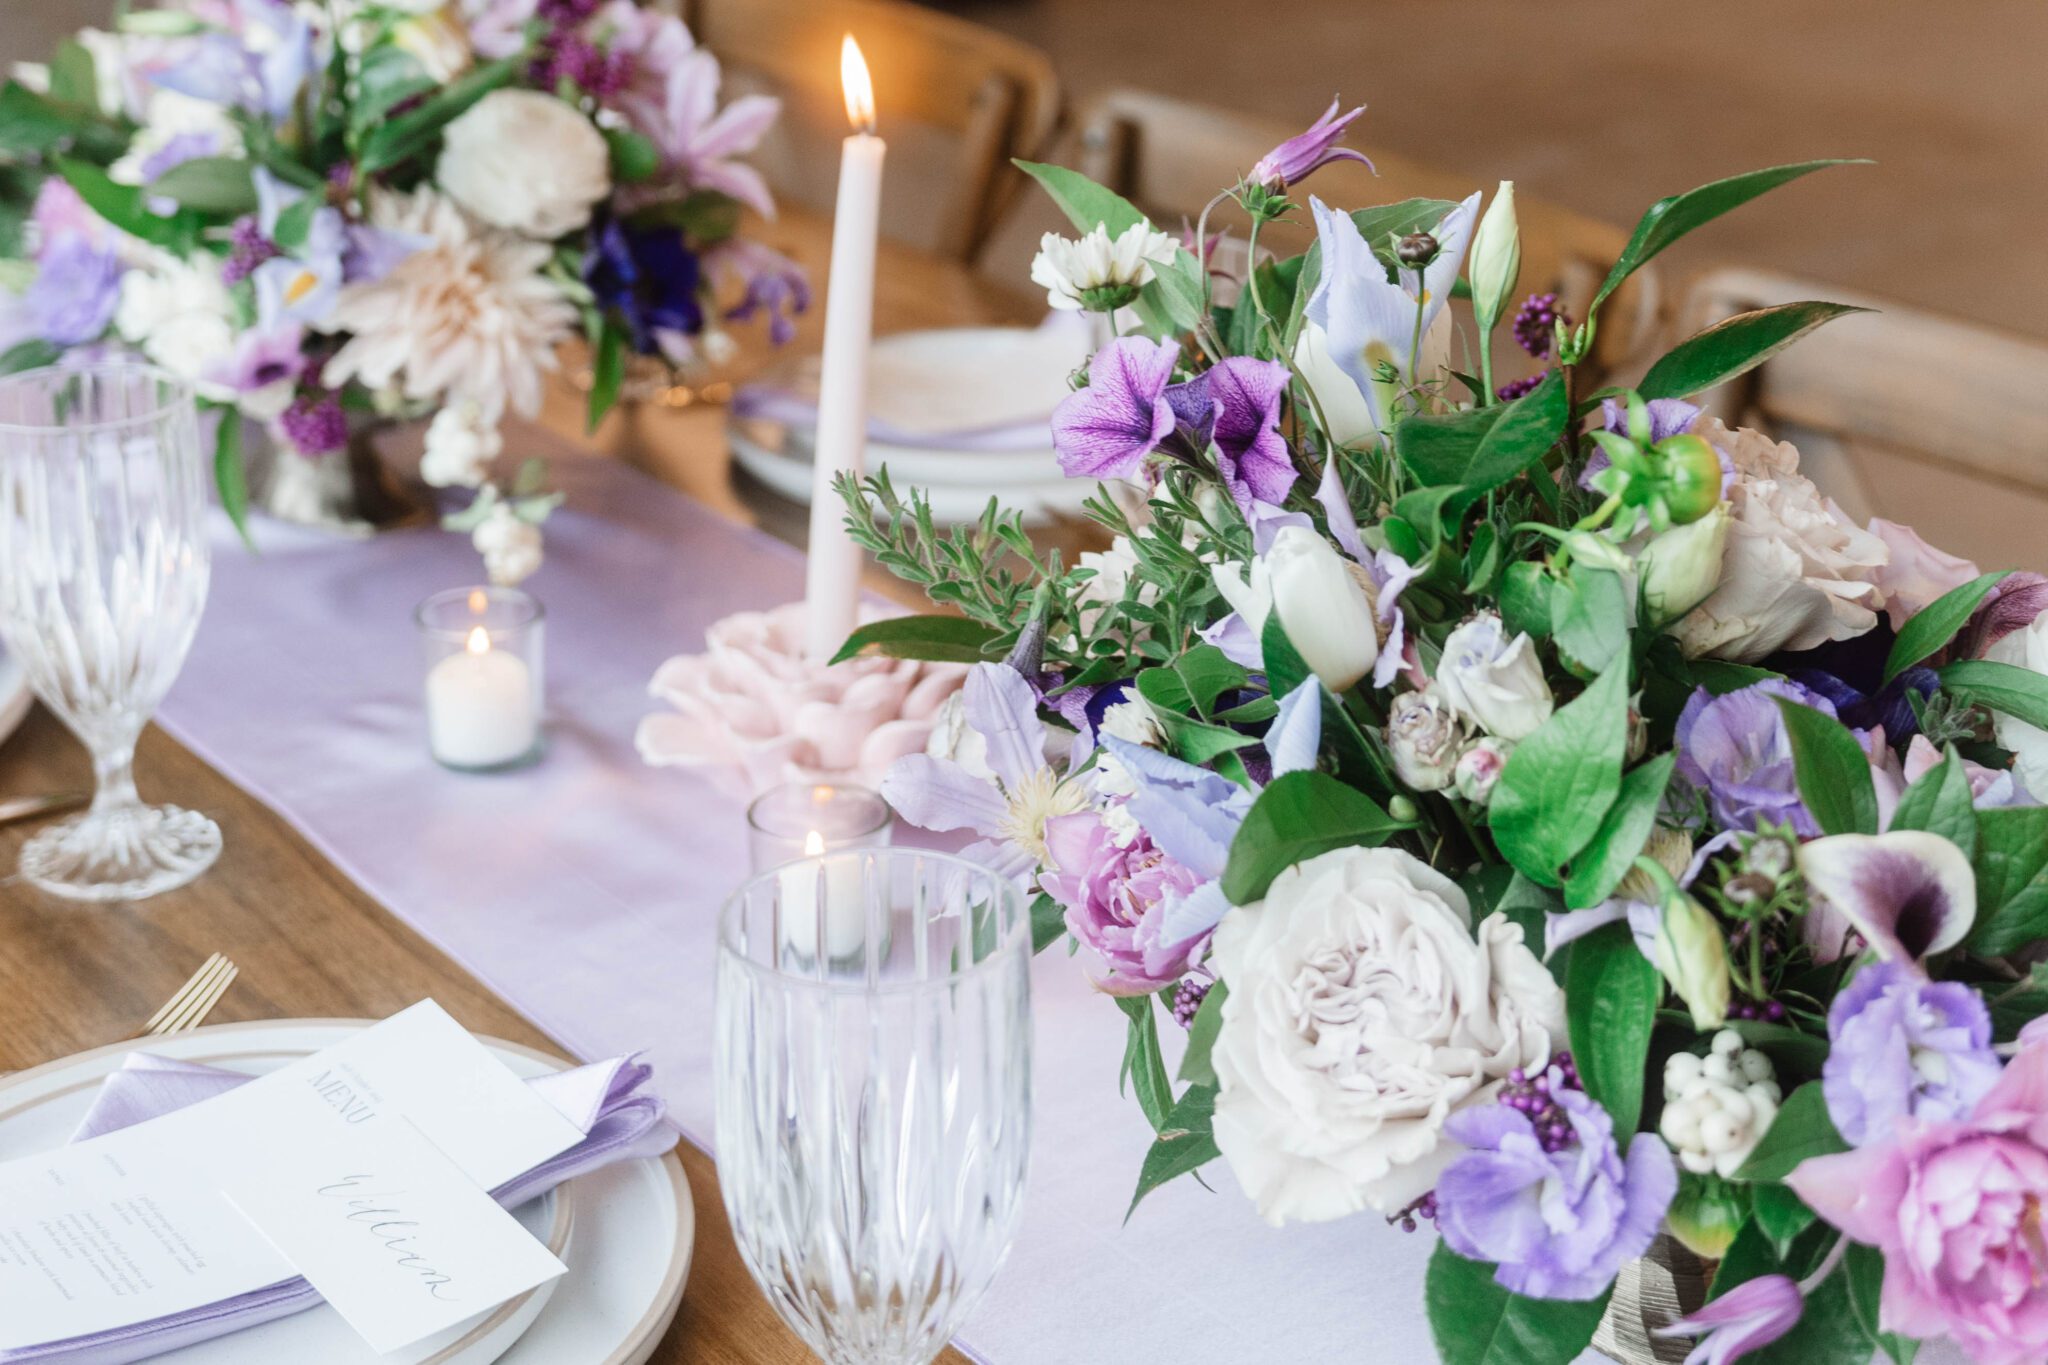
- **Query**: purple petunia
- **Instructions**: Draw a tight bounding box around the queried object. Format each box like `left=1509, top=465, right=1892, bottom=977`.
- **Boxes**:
left=1050, top=336, right=1180, bottom=482
left=1674, top=679, right=1837, bottom=836
left=1822, top=960, right=2001, bottom=1146
left=1433, top=1072, right=1677, bottom=1301
left=1164, top=355, right=1297, bottom=507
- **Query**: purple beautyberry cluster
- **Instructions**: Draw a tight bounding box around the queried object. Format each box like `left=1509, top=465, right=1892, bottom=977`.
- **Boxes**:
left=222, top=217, right=280, bottom=286
left=280, top=391, right=348, bottom=457
left=1390, top=1191, right=1438, bottom=1234
left=1172, top=977, right=1211, bottom=1029
left=1496, top=370, right=1549, bottom=402
left=1728, top=1000, right=1788, bottom=1023
left=1500, top=1051, right=1584, bottom=1154
left=1513, top=291, right=1570, bottom=358
left=539, top=34, right=635, bottom=98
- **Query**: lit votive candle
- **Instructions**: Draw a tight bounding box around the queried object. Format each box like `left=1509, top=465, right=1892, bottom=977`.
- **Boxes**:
left=747, top=783, right=892, bottom=961
left=417, top=586, right=544, bottom=771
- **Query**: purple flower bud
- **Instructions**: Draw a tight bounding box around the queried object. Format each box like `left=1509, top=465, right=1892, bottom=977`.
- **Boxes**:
left=1248, top=97, right=1373, bottom=191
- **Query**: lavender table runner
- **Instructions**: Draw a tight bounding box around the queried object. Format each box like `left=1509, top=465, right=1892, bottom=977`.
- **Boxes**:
left=153, top=446, right=1443, bottom=1363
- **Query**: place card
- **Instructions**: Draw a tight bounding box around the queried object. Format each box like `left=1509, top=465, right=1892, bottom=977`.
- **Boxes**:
left=0, top=1000, right=584, bottom=1355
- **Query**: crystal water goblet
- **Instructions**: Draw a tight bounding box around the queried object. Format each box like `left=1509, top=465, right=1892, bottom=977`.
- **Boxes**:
left=715, top=848, right=1032, bottom=1365
left=0, top=362, right=221, bottom=901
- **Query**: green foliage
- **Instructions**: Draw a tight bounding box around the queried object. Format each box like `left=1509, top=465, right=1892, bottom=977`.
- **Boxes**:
left=1426, top=1245, right=1610, bottom=1365
left=1549, top=566, right=1630, bottom=678
left=1115, top=993, right=1175, bottom=1132
left=1029, top=892, right=1066, bottom=954
left=0, top=339, right=59, bottom=376
left=1563, top=754, right=1675, bottom=910
left=1395, top=370, right=1566, bottom=490
left=210, top=409, right=254, bottom=551
left=358, top=56, right=522, bottom=173
left=56, top=157, right=204, bottom=253
left=828, top=614, right=1001, bottom=666
left=1220, top=771, right=1409, bottom=904
left=1178, top=982, right=1227, bottom=1086
left=1751, top=1182, right=1817, bottom=1259
left=1564, top=924, right=1661, bottom=1135
left=604, top=127, right=663, bottom=184
left=1939, top=659, right=2048, bottom=730
left=148, top=156, right=257, bottom=215
left=1883, top=572, right=2008, bottom=683
left=1888, top=745, right=1978, bottom=859
left=1637, top=301, right=1870, bottom=402
left=1490, top=661, right=1630, bottom=887
left=1774, top=699, right=1879, bottom=836
left=1015, top=158, right=1205, bottom=336
left=586, top=317, right=625, bottom=433
left=1126, top=1082, right=1220, bottom=1219
left=350, top=46, right=437, bottom=133
left=1845, top=1243, right=1919, bottom=1365
left=1966, top=805, right=2048, bottom=955
left=1733, top=1081, right=1847, bottom=1180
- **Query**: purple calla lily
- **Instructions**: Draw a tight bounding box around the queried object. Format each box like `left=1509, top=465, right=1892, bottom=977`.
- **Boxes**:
left=1249, top=97, right=1373, bottom=191
left=1654, top=1272, right=1804, bottom=1365
left=1796, top=830, right=1978, bottom=967
left=1050, top=336, right=1180, bottom=481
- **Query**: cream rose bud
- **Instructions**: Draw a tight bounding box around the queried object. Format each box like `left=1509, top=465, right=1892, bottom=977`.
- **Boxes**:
left=1212, top=527, right=1378, bottom=694
left=1637, top=505, right=1731, bottom=627
left=437, top=90, right=611, bottom=239
left=1210, top=846, right=1564, bottom=1224
left=1434, top=612, right=1554, bottom=741
left=1987, top=612, right=2048, bottom=795
left=1388, top=687, right=1466, bottom=792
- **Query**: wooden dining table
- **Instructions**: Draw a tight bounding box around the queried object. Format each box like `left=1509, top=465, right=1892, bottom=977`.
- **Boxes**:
left=0, top=208, right=1045, bottom=1364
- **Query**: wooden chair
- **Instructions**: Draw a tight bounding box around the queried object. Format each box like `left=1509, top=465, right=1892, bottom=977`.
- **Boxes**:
left=683, top=0, right=1059, bottom=263
left=979, top=88, right=1667, bottom=391
left=1680, top=268, right=2048, bottom=573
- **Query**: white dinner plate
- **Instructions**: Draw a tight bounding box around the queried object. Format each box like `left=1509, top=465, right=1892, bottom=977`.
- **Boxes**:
left=0, top=640, right=30, bottom=749
left=729, top=423, right=1097, bottom=526
left=0, top=1020, right=694, bottom=1365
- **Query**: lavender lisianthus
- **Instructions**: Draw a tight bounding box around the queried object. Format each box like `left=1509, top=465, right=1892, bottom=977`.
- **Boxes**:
left=1673, top=679, right=1837, bottom=836
left=1433, top=1074, right=1677, bottom=1300
left=1041, top=814, right=1207, bottom=995
left=1822, top=960, right=2001, bottom=1146
left=22, top=234, right=123, bottom=347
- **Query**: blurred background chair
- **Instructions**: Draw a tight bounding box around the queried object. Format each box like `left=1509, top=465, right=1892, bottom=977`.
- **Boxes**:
left=1683, top=268, right=2048, bottom=572
left=979, top=88, right=1668, bottom=392
left=685, top=0, right=1059, bottom=261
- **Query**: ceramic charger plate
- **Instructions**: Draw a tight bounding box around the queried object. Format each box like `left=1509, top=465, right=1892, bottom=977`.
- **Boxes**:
left=0, top=1020, right=694, bottom=1365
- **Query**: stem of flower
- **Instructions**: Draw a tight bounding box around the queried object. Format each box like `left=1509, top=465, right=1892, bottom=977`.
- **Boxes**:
left=1796, top=1236, right=1850, bottom=1295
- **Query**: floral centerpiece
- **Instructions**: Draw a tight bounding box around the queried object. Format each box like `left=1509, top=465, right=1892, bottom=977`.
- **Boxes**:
left=834, top=103, right=2048, bottom=1365
left=0, top=0, right=804, bottom=580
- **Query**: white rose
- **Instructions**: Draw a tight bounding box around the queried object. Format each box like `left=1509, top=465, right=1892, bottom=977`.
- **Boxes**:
left=1988, top=612, right=2048, bottom=795
left=1435, top=611, right=1553, bottom=740
left=436, top=90, right=610, bottom=239
left=1212, top=526, right=1378, bottom=694
left=1211, top=846, right=1563, bottom=1224
left=421, top=400, right=503, bottom=488
left=472, top=501, right=543, bottom=585
left=114, top=251, right=236, bottom=386
left=1672, top=419, right=1887, bottom=664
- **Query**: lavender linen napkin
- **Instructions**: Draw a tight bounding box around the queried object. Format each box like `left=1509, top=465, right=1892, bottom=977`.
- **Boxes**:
left=3, top=1051, right=674, bottom=1365
left=729, top=385, right=1057, bottom=453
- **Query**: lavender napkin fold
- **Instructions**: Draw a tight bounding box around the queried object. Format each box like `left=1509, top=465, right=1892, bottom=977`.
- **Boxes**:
left=729, top=386, right=1057, bottom=453
left=4, top=1051, right=674, bottom=1365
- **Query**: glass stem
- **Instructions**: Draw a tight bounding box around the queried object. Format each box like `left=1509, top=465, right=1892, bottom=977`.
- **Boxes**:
left=89, top=738, right=141, bottom=817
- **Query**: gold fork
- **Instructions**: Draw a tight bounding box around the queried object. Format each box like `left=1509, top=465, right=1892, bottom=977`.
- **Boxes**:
left=137, top=953, right=239, bottom=1037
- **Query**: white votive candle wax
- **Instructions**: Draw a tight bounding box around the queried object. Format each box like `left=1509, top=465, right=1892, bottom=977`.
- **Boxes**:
left=427, top=627, right=536, bottom=769
left=779, top=834, right=868, bottom=960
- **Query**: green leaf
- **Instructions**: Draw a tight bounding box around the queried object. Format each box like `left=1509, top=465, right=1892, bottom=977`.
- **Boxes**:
left=1141, top=644, right=1247, bottom=721
left=1177, top=982, right=1227, bottom=1086
left=359, top=56, right=522, bottom=174
left=211, top=410, right=253, bottom=551
left=147, top=155, right=256, bottom=215
left=604, top=127, right=663, bottom=184
left=1396, top=371, right=1566, bottom=490
left=270, top=191, right=322, bottom=252
left=1257, top=607, right=1312, bottom=702
left=1592, top=160, right=1867, bottom=313
left=1637, top=301, right=1871, bottom=402
left=48, top=41, right=96, bottom=109
left=56, top=157, right=203, bottom=252
left=827, top=614, right=1000, bottom=666
left=1489, top=660, right=1630, bottom=887
left=0, top=339, right=59, bottom=376
left=0, top=81, right=91, bottom=156
left=1015, top=159, right=1204, bottom=338
left=1888, top=745, right=1978, bottom=859
left=1883, top=572, right=2009, bottom=683
left=1126, top=1083, right=1220, bottom=1218
left=1690, top=660, right=1780, bottom=695
left=1563, top=754, right=1675, bottom=909
left=1966, top=805, right=2048, bottom=955
left=1774, top=698, right=1879, bottom=836
left=350, top=45, right=437, bottom=131
left=586, top=318, right=625, bottom=433
left=1549, top=565, right=1630, bottom=678
left=1499, top=561, right=1555, bottom=641
left=1565, top=923, right=1661, bottom=1135
left=1029, top=892, right=1066, bottom=954
left=1734, top=1081, right=1848, bottom=1180
left=1751, top=1183, right=1816, bottom=1259
left=1221, top=770, right=1406, bottom=904
left=1990, top=962, right=2048, bottom=1042
left=1349, top=199, right=1459, bottom=261
left=1845, top=1243, right=1918, bottom=1365
left=1148, top=708, right=1260, bottom=766
left=1940, top=658, right=2048, bottom=730
left=1115, top=994, right=1174, bottom=1132
left=1426, top=1245, right=1610, bottom=1365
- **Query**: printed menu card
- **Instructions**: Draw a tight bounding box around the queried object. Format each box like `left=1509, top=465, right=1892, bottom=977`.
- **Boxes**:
left=0, top=1001, right=586, bottom=1355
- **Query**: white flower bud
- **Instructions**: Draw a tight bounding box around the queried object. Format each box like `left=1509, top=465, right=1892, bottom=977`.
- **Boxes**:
left=1647, top=873, right=1731, bottom=1033
left=1213, top=527, right=1379, bottom=694
left=1435, top=612, right=1554, bottom=741
left=1453, top=736, right=1512, bottom=806
left=1468, top=180, right=1521, bottom=331
left=1638, top=505, right=1732, bottom=627
left=1387, top=687, right=1467, bottom=792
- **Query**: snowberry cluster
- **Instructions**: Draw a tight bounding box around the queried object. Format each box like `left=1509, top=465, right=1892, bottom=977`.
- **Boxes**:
left=1658, top=1030, right=1782, bottom=1177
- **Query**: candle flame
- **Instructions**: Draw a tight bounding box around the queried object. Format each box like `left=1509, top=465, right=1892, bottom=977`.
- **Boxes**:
left=840, top=35, right=875, bottom=134
left=466, top=625, right=491, bottom=656
left=468, top=588, right=488, bottom=614
left=803, top=829, right=826, bottom=857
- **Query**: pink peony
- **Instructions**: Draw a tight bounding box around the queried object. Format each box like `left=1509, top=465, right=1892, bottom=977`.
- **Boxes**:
left=1869, top=518, right=1980, bottom=633
left=1788, top=1036, right=2048, bottom=1364
left=1040, top=812, right=1206, bottom=995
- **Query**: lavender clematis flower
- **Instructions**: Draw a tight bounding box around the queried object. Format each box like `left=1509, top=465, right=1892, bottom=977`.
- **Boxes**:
left=22, top=234, right=122, bottom=346
left=880, top=663, right=1086, bottom=883
left=1050, top=336, right=1180, bottom=481
left=650, top=49, right=780, bottom=218
left=253, top=206, right=345, bottom=327
left=1248, top=97, right=1373, bottom=191
left=1796, top=830, right=1977, bottom=968
left=1434, top=1080, right=1677, bottom=1301
left=1674, top=680, right=1837, bottom=835
left=152, top=0, right=312, bottom=124
left=1396, top=191, right=1482, bottom=333
left=1163, top=356, right=1296, bottom=507
left=1304, top=195, right=1419, bottom=435
left=1653, top=1273, right=1804, bottom=1365
left=1822, top=960, right=2000, bottom=1145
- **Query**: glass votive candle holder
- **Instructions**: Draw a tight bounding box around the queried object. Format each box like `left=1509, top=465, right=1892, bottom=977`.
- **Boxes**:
left=746, top=783, right=894, bottom=963
left=416, top=586, right=544, bottom=772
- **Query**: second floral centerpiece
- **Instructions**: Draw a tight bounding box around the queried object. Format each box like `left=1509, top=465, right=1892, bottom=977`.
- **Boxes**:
left=833, top=103, right=2048, bottom=1365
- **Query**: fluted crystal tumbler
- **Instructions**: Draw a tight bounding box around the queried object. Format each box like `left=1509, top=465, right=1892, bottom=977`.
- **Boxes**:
left=0, top=362, right=220, bottom=901
left=715, top=849, right=1032, bottom=1365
